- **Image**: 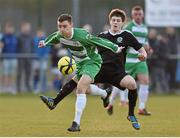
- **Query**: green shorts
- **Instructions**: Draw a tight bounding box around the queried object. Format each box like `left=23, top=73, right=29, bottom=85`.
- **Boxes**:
left=125, top=61, right=149, bottom=79
left=76, top=59, right=101, bottom=81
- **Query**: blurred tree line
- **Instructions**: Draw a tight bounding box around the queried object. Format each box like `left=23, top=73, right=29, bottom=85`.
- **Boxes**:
left=0, top=0, right=144, bottom=34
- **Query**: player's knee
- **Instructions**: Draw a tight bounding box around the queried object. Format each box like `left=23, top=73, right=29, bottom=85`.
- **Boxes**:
left=86, top=87, right=91, bottom=94
left=77, top=85, right=84, bottom=94
left=77, top=82, right=89, bottom=94
left=127, top=80, right=137, bottom=90
left=139, top=79, right=149, bottom=85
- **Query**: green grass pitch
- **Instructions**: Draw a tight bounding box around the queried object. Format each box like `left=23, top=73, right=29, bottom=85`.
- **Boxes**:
left=0, top=93, right=180, bottom=137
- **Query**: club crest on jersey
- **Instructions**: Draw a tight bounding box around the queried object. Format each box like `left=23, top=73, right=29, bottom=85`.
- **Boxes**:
left=117, top=37, right=123, bottom=43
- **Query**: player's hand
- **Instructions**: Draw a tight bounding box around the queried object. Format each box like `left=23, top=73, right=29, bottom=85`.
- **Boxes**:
left=38, top=40, right=45, bottom=48
left=138, top=53, right=146, bottom=61
left=116, top=46, right=125, bottom=53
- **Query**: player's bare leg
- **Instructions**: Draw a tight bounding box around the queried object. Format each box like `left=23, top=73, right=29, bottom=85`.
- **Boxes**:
left=120, top=75, right=140, bottom=130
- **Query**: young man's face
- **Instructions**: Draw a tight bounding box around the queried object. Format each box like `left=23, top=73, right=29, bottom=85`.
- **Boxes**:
left=132, top=10, right=144, bottom=24
left=109, top=16, right=124, bottom=32
left=57, top=20, right=73, bottom=38
left=5, top=25, right=15, bottom=34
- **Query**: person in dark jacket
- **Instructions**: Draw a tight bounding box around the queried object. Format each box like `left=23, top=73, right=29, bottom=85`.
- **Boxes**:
left=16, top=21, right=33, bottom=93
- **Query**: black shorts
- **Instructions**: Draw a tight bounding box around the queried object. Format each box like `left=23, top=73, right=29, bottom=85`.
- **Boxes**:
left=94, top=63, right=127, bottom=90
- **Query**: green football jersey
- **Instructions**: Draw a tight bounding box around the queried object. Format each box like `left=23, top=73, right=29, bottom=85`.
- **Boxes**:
left=44, top=28, right=119, bottom=63
left=124, top=20, right=149, bottom=63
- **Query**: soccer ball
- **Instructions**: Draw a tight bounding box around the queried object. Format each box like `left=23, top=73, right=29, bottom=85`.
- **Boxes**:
left=57, top=56, right=76, bottom=75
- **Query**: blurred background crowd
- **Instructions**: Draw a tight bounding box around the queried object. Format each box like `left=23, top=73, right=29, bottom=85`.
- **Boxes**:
left=0, top=0, right=180, bottom=94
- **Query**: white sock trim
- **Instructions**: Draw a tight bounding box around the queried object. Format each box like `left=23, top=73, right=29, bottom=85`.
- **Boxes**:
left=74, top=93, right=86, bottom=125
left=90, top=84, right=107, bottom=98
left=138, top=84, right=149, bottom=109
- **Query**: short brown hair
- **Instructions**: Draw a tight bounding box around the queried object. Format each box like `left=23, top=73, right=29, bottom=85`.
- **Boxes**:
left=58, top=14, right=72, bottom=23
left=108, top=9, right=126, bottom=22
left=132, top=5, right=143, bottom=12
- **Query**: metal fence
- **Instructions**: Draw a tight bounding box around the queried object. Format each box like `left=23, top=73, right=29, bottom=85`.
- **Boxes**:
left=0, top=54, right=74, bottom=94
left=0, top=54, right=180, bottom=94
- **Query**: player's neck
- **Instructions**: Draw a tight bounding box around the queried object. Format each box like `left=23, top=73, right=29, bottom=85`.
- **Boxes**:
left=133, top=20, right=142, bottom=26
left=109, top=29, right=121, bottom=34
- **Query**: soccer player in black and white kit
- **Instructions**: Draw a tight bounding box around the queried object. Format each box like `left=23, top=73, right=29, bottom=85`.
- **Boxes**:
left=40, top=9, right=147, bottom=131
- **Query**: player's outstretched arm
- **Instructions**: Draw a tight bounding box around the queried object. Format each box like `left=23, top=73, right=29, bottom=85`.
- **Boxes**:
left=38, top=31, right=60, bottom=48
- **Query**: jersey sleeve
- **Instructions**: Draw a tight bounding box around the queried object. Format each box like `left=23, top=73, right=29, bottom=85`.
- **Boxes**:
left=85, top=32, right=119, bottom=53
left=127, top=31, right=142, bottom=51
left=44, top=31, right=60, bottom=46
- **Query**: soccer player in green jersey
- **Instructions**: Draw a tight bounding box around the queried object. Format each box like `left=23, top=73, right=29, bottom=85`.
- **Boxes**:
left=123, top=6, right=153, bottom=115
left=38, top=14, right=123, bottom=131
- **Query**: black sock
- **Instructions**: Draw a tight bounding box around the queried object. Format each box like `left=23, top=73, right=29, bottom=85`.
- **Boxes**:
left=53, top=79, right=77, bottom=105
left=128, top=89, right=137, bottom=116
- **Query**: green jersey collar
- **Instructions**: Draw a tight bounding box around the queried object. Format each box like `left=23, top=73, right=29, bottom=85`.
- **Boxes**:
left=69, top=28, right=74, bottom=39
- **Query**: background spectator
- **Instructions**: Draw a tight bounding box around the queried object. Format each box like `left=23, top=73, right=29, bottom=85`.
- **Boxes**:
left=1, top=21, right=18, bottom=94
left=148, top=28, right=158, bottom=91
left=165, top=27, right=179, bottom=91
left=82, top=24, right=93, bottom=33
left=16, top=21, right=33, bottom=93
left=0, top=24, right=3, bottom=93
left=32, top=28, right=51, bottom=93
left=151, top=34, right=170, bottom=93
